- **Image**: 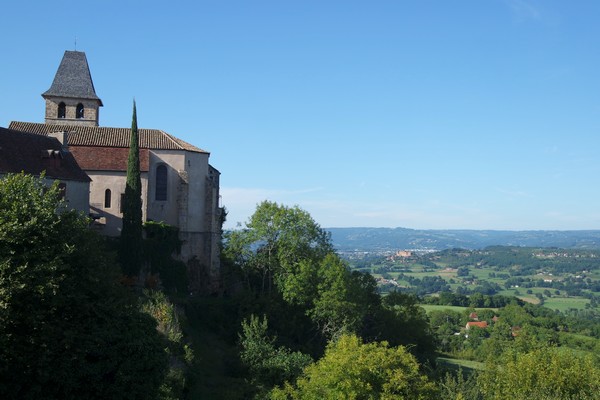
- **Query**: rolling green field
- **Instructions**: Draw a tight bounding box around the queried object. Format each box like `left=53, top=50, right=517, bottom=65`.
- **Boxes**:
left=543, top=297, right=590, bottom=312
left=366, top=251, right=600, bottom=312
left=420, top=304, right=470, bottom=313
left=436, top=356, right=485, bottom=371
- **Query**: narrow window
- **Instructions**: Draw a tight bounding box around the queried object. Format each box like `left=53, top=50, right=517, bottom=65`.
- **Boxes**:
left=120, top=193, right=125, bottom=213
left=58, top=102, right=66, bottom=119
left=155, top=165, right=167, bottom=201
left=104, top=189, right=112, bottom=208
left=76, top=103, right=84, bottom=119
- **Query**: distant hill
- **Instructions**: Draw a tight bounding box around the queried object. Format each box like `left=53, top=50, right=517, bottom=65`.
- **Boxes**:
left=326, top=227, right=600, bottom=252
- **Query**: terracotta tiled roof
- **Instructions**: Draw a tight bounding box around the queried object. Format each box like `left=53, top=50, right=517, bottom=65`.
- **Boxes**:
left=466, top=321, right=488, bottom=329
left=0, top=127, right=90, bottom=182
left=8, top=121, right=208, bottom=154
left=70, top=146, right=150, bottom=172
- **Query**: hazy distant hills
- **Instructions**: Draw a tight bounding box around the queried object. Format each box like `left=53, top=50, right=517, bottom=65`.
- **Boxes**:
left=327, top=227, right=600, bottom=252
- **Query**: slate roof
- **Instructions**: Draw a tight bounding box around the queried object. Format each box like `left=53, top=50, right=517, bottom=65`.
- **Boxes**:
left=42, top=51, right=103, bottom=105
left=8, top=121, right=208, bottom=154
left=0, top=127, right=90, bottom=182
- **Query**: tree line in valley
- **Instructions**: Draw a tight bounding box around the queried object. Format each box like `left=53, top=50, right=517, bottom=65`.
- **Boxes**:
left=365, top=246, right=600, bottom=275
left=366, top=246, right=600, bottom=306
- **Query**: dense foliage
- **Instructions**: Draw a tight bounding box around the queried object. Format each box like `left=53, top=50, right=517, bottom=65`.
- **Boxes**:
left=239, top=314, right=312, bottom=396
left=224, top=202, right=435, bottom=349
left=0, top=174, right=168, bottom=399
left=217, top=202, right=600, bottom=399
left=143, top=221, right=188, bottom=292
left=270, top=334, right=438, bottom=399
left=479, top=347, right=600, bottom=399
left=140, top=290, right=194, bottom=399
left=5, top=181, right=600, bottom=399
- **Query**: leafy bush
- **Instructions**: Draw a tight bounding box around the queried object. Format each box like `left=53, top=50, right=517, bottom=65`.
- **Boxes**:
left=271, top=334, right=438, bottom=399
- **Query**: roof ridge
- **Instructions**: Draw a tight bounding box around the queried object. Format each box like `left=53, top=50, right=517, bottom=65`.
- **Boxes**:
left=8, top=121, right=208, bottom=154
left=160, top=130, right=186, bottom=150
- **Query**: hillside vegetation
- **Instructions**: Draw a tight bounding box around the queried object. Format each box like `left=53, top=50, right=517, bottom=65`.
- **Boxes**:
left=2, top=177, right=600, bottom=399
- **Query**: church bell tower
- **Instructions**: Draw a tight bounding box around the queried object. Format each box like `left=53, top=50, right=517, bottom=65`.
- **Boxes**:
left=42, top=51, right=103, bottom=127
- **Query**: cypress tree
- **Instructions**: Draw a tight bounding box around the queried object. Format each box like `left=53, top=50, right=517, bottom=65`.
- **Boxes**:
left=120, top=100, right=144, bottom=276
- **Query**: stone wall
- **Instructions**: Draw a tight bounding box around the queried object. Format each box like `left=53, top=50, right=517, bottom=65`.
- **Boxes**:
left=44, top=97, right=100, bottom=126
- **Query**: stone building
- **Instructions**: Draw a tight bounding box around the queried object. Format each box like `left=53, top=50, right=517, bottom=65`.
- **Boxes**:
left=9, top=50, right=222, bottom=293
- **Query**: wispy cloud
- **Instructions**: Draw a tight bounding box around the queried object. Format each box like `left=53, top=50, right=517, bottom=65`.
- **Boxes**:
left=221, top=187, right=322, bottom=206
left=505, top=0, right=541, bottom=21
left=494, top=187, right=533, bottom=199
left=220, top=187, right=324, bottom=227
left=542, top=211, right=600, bottom=229
left=221, top=185, right=590, bottom=231
left=222, top=186, right=502, bottom=230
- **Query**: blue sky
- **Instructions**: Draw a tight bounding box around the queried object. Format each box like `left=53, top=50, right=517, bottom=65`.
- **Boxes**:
left=2, top=1, right=599, bottom=230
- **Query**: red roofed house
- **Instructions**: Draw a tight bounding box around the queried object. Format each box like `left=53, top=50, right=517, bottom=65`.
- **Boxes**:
left=9, top=51, right=222, bottom=293
left=466, top=321, right=488, bottom=330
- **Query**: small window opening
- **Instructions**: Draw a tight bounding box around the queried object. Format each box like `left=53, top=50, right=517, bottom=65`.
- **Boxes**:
left=76, top=103, right=84, bottom=119
left=104, top=189, right=112, bottom=208
left=58, top=102, right=66, bottom=119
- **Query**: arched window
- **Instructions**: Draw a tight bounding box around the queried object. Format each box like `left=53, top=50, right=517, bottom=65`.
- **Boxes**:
left=155, top=165, right=167, bottom=201
left=58, top=102, right=66, bottom=119
left=76, top=103, right=84, bottom=119
left=104, top=189, right=112, bottom=208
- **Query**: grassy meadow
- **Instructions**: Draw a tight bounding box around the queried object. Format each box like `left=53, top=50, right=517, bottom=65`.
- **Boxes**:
left=368, top=255, right=598, bottom=312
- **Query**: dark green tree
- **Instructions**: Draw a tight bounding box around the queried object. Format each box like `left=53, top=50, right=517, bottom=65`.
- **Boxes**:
left=224, top=201, right=333, bottom=295
left=120, top=100, right=144, bottom=276
left=225, top=202, right=380, bottom=340
left=0, top=173, right=167, bottom=399
left=225, top=201, right=437, bottom=359
left=239, top=314, right=312, bottom=398
left=374, top=292, right=437, bottom=361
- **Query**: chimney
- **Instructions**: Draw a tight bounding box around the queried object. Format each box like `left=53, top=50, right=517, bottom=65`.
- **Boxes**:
left=49, top=131, right=69, bottom=151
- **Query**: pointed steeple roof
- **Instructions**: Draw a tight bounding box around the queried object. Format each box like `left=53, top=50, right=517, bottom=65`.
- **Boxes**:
left=42, top=51, right=103, bottom=105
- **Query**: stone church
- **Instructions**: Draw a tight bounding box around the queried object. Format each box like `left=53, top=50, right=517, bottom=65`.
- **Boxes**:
left=9, top=50, right=223, bottom=294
